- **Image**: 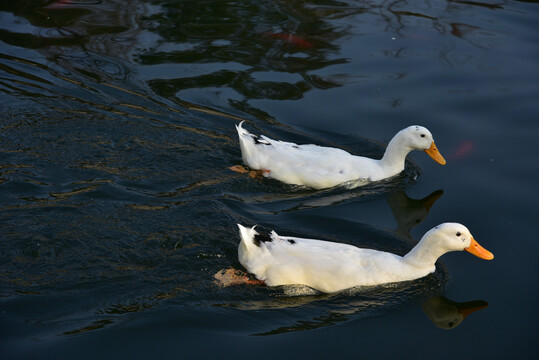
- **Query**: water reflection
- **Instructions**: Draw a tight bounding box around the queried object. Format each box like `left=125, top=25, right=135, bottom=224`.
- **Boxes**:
left=141, top=0, right=349, bottom=113
left=216, top=290, right=488, bottom=334
left=388, top=189, right=444, bottom=239
left=421, top=296, right=488, bottom=330
left=1, top=0, right=508, bottom=118
left=234, top=187, right=443, bottom=242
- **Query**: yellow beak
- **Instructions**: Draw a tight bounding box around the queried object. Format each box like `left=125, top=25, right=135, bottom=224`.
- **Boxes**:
left=465, top=237, right=494, bottom=260
left=424, top=141, right=446, bottom=165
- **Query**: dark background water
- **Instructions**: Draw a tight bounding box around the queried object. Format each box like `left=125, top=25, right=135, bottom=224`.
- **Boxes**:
left=1, top=0, right=538, bottom=359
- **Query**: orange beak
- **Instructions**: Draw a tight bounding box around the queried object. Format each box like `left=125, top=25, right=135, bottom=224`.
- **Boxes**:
left=457, top=300, right=489, bottom=319
left=420, top=189, right=444, bottom=212
left=424, top=141, right=446, bottom=165
left=465, top=237, right=494, bottom=260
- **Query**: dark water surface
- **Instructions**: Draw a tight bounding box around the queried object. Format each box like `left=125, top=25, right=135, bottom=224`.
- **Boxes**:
left=1, top=0, right=538, bottom=358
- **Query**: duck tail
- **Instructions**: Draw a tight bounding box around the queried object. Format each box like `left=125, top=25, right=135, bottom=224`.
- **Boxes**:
left=235, top=120, right=251, bottom=137
left=236, top=121, right=251, bottom=162
left=235, top=122, right=261, bottom=167
left=237, top=224, right=259, bottom=252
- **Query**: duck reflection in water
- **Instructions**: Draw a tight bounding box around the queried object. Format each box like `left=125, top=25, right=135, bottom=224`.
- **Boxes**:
left=214, top=287, right=488, bottom=334
left=422, top=296, right=488, bottom=330
left=387, top=189, right=444, bottom=240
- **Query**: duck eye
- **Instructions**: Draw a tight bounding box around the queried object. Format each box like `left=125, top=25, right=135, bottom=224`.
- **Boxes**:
left=456, top=232, right=461, bottom=237
left=421, top=134, right=426, bottom=138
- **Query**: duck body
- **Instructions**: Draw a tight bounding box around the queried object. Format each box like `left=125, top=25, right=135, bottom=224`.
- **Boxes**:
left=237, top=223, right=493, bottom=293
left=235, top=122, right=445, bottom=189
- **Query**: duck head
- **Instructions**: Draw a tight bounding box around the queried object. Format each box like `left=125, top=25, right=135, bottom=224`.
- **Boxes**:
left=404, top=223, right=493, bottom=269
left=425, top=223, right=494, bottom=260
left=400, top=125, right=446, bottom=165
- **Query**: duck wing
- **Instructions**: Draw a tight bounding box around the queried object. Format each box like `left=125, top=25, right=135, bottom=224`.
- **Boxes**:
left=239, top=125, right=368, bottom=187
left=260, top=231, right=404, bottom=292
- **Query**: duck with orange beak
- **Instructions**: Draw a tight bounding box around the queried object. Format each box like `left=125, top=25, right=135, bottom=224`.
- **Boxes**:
left=236, top=223, right=492, bottom=293
left=232, top=123, right=446, bottom=189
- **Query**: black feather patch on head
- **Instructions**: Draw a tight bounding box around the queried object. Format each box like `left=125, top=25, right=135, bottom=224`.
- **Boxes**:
left=253, top=232, right=273, bottom=247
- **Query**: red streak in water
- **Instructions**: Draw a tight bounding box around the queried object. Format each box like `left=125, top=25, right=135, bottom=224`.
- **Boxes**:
left=450, top=140, right=474, bottom=159
left=262, top=32, right=313, bottom=49
left=49, top=0, right=74, bottom=9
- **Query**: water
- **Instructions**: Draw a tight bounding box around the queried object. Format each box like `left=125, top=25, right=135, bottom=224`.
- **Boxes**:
left=1, top=0, right=538, bottom=358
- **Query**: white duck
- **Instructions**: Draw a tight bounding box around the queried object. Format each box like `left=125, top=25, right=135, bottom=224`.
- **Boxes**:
left=234, top=122, right=446, bottom=189
left=237, top=223, right=493, bottom=293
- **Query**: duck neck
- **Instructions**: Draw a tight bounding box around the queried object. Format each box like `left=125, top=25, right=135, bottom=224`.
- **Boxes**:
left=403, top=235, right=446, bottom=269
left=379, top=134, right=412, bottom=172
